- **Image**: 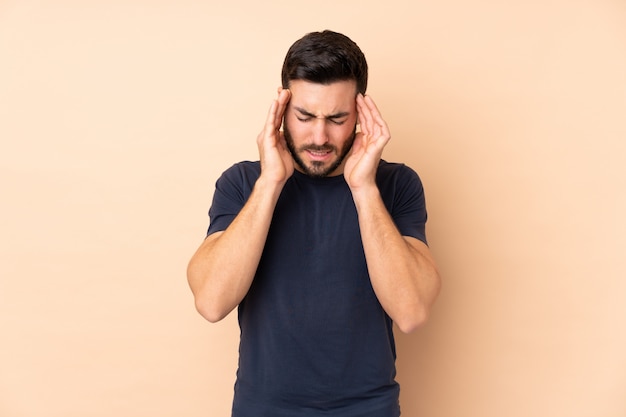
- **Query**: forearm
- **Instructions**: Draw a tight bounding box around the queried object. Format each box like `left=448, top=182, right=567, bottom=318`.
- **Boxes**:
left=353, top=186, right=441, bottom=333
left=187, top=177, right=283, bottom=322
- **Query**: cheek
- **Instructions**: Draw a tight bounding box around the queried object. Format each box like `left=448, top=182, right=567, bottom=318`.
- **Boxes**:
left=332, top=122, right=357, bottom=140
left=285, top=119, right=308, bottom=139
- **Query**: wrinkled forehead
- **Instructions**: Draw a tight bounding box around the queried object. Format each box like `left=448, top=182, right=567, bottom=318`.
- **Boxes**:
left=287, top=80, right=358, bottom=115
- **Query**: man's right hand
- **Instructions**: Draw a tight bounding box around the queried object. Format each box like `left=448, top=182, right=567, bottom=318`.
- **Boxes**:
left=256, top=88, right=294, bottom=186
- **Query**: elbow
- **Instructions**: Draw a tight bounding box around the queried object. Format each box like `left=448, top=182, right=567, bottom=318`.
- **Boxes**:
left=395, top=307, right=430, bottom=334
left=396, top=269, right=442, bottom=334
left=187, top=260, right=230, bottom=323
left=190, top=279, right=233, bottom=323
left=194, top=297, right=230, bottom=323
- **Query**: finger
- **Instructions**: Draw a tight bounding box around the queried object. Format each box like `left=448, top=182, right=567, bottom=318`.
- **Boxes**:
left=350, top=131, right=364, bottom=155
left=356, top=94, right=368, bottom=135
left=277, top=130, right=287, bottom=151
left=363, top=95, right=390, bottom=140
left=264, top=98, right=280, bottom=136
left=275, top=89, right=291, bottom=130
left=258, top=99, right=278, bottom=147
left=363, top=95, right=383, bottom=125
left=355, top=95, right=360, bottom=128
left=357, top=94, right=374, bottom=137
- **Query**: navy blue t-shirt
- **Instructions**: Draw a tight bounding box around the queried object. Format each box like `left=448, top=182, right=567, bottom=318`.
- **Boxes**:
left=207, top=160, right=428, bottom=417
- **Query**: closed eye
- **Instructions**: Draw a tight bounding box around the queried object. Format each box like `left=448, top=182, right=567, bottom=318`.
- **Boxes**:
left=294, top=106, right=350, bottom=126
left=297, top=117, right=345, bottom=125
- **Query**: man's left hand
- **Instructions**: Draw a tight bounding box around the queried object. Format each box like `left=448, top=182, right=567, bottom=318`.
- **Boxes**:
left=344, top=94, right=391, bottom=193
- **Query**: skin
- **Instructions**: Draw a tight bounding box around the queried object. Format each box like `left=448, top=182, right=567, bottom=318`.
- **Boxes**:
left=187, top=80, right=441, bottom=333
left=282, top=80, right=357, bottom=178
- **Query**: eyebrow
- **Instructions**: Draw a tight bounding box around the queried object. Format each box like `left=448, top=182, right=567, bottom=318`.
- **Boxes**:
left=293, top=106, right=350, bottom=120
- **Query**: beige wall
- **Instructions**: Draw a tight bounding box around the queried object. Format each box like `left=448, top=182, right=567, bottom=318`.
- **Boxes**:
left=1, top=1, right=625, bottom=416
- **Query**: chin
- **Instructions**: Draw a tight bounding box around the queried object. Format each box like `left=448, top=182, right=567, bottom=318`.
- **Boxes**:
left=297, top=156, right=345, bottom=178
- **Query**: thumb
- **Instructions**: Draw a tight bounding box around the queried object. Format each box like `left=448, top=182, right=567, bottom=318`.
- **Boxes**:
left=350, top=132, right=365, bottom=155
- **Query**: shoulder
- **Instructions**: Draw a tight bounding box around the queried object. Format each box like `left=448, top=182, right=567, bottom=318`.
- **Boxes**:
left=376, top=160, right=423, bottom=188
left=216, top=161, right=260, bottom=186
left=220, top=160, right=261, bottom=180
left=212, top=161, right=261, bottom=201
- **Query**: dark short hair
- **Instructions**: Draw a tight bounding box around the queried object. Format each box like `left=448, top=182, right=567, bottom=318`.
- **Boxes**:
left=281, top=30, right=368, bottom=94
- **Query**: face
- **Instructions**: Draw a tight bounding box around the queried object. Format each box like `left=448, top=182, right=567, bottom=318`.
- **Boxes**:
left=283, top=80, right=358, bottom=178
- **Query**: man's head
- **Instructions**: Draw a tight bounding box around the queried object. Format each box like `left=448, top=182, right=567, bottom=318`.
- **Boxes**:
left=281, top=31, right=368, bottom=178
left=281, top=30, right=368, bottom=95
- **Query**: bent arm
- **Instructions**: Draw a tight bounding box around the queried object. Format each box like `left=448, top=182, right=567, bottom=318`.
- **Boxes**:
left=353, top=186, right=441, bottom=333
left=186, top=177, right=282, bottom=322
left=187, top=89, right=292, bottom=323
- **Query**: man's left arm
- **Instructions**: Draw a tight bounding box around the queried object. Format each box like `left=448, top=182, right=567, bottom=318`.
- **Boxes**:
left=353, top=186, right=440, bottom=333
left=345, top=94, right=441, bottom=333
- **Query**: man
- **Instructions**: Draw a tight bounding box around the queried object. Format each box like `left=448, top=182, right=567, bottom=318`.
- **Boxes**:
left=187, top=30, right=441, bottom=417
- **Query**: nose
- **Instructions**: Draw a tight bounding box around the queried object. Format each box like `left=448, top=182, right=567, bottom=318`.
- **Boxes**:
left=310, top=118, right=329, bottom=145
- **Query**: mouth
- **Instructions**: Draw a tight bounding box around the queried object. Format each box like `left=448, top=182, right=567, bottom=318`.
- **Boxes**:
left=304, top=147, right=334, bottom=162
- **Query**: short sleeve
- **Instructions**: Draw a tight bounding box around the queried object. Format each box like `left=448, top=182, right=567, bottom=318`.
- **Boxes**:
left=377, top=162, right=428, bottom=245
left=207, top=162, right=260, bottom=236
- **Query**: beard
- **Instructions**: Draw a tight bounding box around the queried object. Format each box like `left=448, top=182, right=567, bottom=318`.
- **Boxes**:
left=283, top=120, right=356, bottom=178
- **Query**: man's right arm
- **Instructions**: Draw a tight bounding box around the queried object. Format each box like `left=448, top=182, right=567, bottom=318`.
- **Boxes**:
left=186, top=176, right=284, bottom=322
left=186, top=88, right=292, bottom=323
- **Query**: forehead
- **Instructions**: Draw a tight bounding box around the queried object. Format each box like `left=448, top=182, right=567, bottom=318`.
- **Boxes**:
left=288, top=80, right=357, bottom=114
